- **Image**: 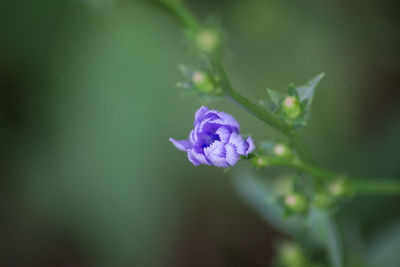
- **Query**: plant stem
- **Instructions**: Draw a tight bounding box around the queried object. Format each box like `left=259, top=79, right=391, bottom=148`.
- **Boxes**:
left=151, top=0, right=312, bottom=161
left=148, top=0, right=400, bottom=196
left=267, top=158, right=337, bottom=180
left=265, top=158, right=400, bottom=195
left=151, top=0, right=201, bottom=31
left=347, top=179, right=400, bottom=195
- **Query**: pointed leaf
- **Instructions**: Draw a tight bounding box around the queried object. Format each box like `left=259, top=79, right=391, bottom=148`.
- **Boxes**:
left=267, top=88, right=285, bottom=106
left=176, top=81, right=194, bottom=90
left=296, top=73, right=325, bottom=102
left=287, top=83, right=299, bottom=98
left=178, top=64, right=197, bottom=79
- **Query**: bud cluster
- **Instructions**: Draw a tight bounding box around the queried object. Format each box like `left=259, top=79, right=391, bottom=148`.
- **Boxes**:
left=177, top=63, right=223, bottom=98
left=263, top=73, right=324, bottom=129
left=312, top=178, right=350, bottom=209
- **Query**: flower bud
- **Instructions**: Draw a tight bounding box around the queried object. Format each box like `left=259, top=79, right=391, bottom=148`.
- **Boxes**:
left=284, top=193, right=307, bottom=213
left=192, top=71, right=214, bottom=93
left=196, top=29, right=219, bottom=52
left=251, top=155, right=267, bottom=168
left=282, top=96, right=301, bottom=119
left=273, top=143, right=291, bottom=158
left=278, top=241, right=307, bottom=267
left=328, top=179, right=347, bottom=197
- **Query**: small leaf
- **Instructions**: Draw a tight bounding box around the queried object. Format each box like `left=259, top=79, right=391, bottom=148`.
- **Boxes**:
left=287, top=83, right=299, bottom=98
left=178, top=64, right=197, bottom=78
left=176, top=81, right=193, bottom=90
left=267, top=88, right=285, bottom=106
left=199, top=55, right=214, bottom=73
left=296, top=73, right=325, bottom=103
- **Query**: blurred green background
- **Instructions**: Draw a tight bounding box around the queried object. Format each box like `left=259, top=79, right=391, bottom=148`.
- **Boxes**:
left=0, top=0, right=399, bottom=266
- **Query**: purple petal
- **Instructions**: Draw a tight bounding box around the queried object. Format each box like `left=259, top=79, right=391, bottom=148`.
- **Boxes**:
left=200, top=122, right=220, bottom=136
left=206, top=110, right=240, bottom=132
left=169, top=138, right=192, bottom=151
left=188, top=149, right=210, bottom=166
left=204, top=141, right=228, bottom=167
left=194, top=106, right=209, bottom=125
left=245, top=136, right=255, bottom=155
left=215, top=126, right=232, bottom=143
left=228, top=132, right=248, bottom=155
left=225, top=143, right=239, bottom=166
left=189, top=126, right=198, bottom=143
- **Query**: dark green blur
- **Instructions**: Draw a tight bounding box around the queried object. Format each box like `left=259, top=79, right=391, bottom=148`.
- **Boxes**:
left=0, top=0, right=399, bottom=266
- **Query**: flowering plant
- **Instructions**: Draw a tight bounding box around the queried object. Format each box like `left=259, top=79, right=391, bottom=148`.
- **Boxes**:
left=143, top=0, right=400, bottom=266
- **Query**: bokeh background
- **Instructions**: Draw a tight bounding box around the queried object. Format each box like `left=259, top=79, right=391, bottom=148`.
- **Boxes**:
left=1, top=0, right=400, bottom=266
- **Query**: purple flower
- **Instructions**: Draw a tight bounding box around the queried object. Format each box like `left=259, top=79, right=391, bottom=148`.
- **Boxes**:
left=170, top=106, right=255, bottom=167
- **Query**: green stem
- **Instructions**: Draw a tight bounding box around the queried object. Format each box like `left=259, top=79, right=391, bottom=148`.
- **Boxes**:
left=151, top=0, right=201, bottom=31
left=265, top=158, right=400, bottom=195
left=347, top=179, right=400, bottom=195
left=148, top=0, right=400, bottom=196
left=152, top=0, right=312, bottom=161
left=149, top=0, right=314, bottom=161
left=267, top=158, right=337, bottom=180
left=212, top=59, right=293, bottom=134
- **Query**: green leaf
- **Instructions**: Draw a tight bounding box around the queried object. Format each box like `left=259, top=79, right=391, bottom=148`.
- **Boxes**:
left=178, top=64, right=197, bottom=79
left=267, top=88, right=285, bottom=106
left=308, top=209, right=343, bottom=267
left=176, top=81, right=193, bottom=90
left=231, top=166, right=303, bottom=235
left=368, top=219, right=400, bottom=267
left=296, top=73, right=325, bottom=104
left=287, top=83, right=299, bottom=98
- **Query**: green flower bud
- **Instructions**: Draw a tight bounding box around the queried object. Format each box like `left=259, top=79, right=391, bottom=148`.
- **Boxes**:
left=328, top=179, right=347, bottom=197
left=192, top=71, right=214, bottom=93
left=278, top=242, right=307, bottom=267
left=196, top=29, right=219, bottom=52
left=273, top=143, right=291, bottom=158
left=282, top=96, right=301, bottom=119
left=284, top=193, right=307, bottom=213
left=251, top=155, right=267, bottom=168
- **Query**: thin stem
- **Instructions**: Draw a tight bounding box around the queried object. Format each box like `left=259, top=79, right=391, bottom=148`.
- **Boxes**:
left=150, top=0, right=313, bottom=161
left=264, top=158, right=400, bottom=195
left=212, top=59, right=293, bottom=134
left=147, top=0, right=400, bottom=196
left=151, top=0, right=201, bottom=31
left=348, top=179, right=400, bottom=195
left=267, top=158, right=337, bottom=180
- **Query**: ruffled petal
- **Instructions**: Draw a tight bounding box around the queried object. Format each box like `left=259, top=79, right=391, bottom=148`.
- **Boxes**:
left=188, top=149, right=210, bottom=166
left=189, top=126, right=198, bottom=144
left=225, top=143, right=239, bottom=166
left=228, top=132, right=248, bottom=155
left=215, top=126, right=232, bottom=143
left=204, top=141, right=228, bottom=167
left=206, top=110, right=240, bottom=132
left=194, top=106, right=209, bottom=125
left=169, top=138, right=192, bottom=151
left=245, top=136, right=255, bottom=155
